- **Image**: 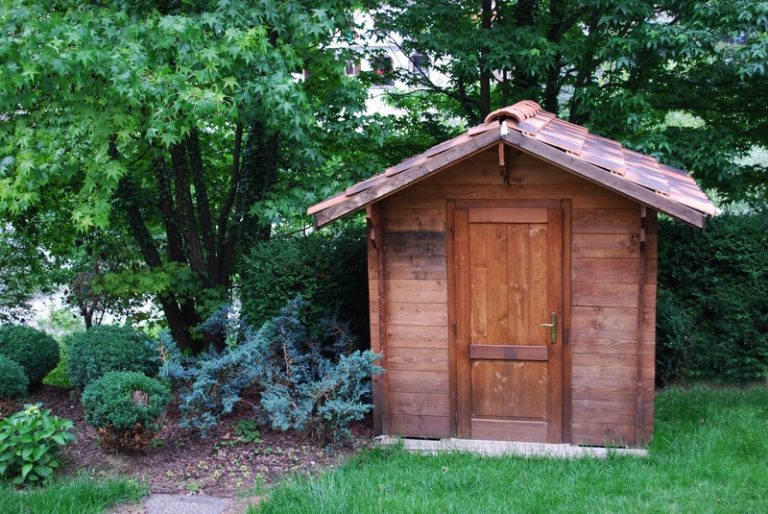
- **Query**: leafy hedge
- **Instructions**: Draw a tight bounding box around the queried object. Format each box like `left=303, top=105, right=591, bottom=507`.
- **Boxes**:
left=0, top=325, right=59, bottom=386
left=67, top=325, right=159, bottom=390
left=0, top=355, right=28, bottom=399
left=239, top=224, right=369, bottom=346
left=657, top=213, right=768, bottom=384
left=82, top=371, right=170, bottom=451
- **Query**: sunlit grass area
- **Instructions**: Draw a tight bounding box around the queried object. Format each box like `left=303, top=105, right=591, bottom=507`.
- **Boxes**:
left=0, top=476, right=146, bottom=514
left=256, top=386, right=768, bottom=514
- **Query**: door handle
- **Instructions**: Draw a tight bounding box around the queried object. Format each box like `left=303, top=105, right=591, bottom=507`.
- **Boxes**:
left=540, top=312, right=558, bottom=344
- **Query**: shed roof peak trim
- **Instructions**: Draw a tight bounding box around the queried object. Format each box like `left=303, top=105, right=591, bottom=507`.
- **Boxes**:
left=308, top=100, right=716, bottom=227
left=484, top=100, right=542, bottom=123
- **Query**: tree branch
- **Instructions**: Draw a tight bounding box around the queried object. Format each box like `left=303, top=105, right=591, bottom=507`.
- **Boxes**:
left=216, top=122, right=243, bottom=278
left=187, top=128, right=216, bottom=272
left=170, top=142, right=207, bottom=278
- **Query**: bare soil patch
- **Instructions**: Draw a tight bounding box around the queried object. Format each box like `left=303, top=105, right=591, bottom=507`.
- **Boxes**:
left=2, top=385, right=372, bottom=496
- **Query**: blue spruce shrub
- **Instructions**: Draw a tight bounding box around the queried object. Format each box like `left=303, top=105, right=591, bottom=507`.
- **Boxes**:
left=160, top=299, right=383, bottom=442
left=0, top=325, right=59, bottom=386
left=160, top=329, right=262, bottom=433
left=67, top=325, right=159, bottom=390
left=255, top=301, right=383, bottom=442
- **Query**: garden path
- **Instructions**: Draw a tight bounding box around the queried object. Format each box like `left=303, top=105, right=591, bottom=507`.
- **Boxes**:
left=112, top=493, right=261, bottom=514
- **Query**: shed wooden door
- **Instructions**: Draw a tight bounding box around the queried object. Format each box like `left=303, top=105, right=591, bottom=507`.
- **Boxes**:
left=453, top=204, right=563, bottom=442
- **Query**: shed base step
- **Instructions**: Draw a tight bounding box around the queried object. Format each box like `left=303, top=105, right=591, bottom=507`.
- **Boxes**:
left=375, top=436, right=647, bottom=459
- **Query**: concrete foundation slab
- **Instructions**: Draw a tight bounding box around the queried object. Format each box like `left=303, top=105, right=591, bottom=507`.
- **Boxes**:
left=376, top=436, right=648, bottom=458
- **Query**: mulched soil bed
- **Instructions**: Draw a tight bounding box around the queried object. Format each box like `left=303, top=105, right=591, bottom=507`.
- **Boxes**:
left=1, top=385, right=372, bottom=496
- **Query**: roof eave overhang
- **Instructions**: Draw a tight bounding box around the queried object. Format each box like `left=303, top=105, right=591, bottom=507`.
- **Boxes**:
left=312, top=128, right=502, bottom=228
left=310, top=129, right=708, bottom=230
left=502, top=132, right=707, bottom=229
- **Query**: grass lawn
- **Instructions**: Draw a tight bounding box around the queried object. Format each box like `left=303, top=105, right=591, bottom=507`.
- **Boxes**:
left=255, top=386, right=768, bottom=513
left=0, top=476, right=146, bottom=514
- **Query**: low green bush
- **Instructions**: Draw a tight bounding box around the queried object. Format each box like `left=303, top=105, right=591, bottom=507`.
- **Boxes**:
left=0, top=404, right=76, bottom=485
left=82, top=371, right=170, bottom=452
left=657, top=213, right=768, bottom=383
left=67, top=326, right=158, bottom=390
left=0, top=356, right=28, bottom=399
left=0, top=326, right=59, bottom=386
left=239, top=225, right=369, bottom=346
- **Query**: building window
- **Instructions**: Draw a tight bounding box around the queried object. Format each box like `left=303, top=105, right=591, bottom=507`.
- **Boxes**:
left=345, top=60, right=361, bottom=76
left=372, top=55, right=394, bottom=86
left=410, top=54, right=430, bottom=76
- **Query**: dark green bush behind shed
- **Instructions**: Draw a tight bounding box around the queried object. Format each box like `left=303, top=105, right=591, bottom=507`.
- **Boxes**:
left=657, top=213, right=768, bottom=384
left=239, top=225, right=369, bottom=346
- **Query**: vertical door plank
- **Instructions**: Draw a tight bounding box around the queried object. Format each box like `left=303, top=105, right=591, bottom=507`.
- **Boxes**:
left=507, top=224, right=530, bottom=343
left=454, top=209, right=472, bottom=438
left=486, top=224, right=509, bottom=344
left=469, top=224, right=489, bottom=344
left=529, top=223, right=548, bottom=346
left=546, top=207, right=564, bottom=442
left=561, top=199, right=573, bottom=443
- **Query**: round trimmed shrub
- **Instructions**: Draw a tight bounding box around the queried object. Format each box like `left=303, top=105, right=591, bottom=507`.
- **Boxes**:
left=0, top=325, right=59, bottom=385
left=67, top=325, right=158, bottom=390
left=0, top=355, right=29, bottom=399
left=82, top=371, right=171, bottom=452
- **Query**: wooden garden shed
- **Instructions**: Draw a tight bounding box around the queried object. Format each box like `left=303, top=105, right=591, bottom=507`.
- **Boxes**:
left=308, top=101, right=716, bottom=448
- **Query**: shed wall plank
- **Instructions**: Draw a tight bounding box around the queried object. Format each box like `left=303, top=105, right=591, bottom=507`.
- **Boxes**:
left=375, top=147, right=652, bottom=444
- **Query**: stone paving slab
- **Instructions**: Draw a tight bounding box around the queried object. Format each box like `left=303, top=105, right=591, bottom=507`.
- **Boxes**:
left=145, top=494, right=232, bottom=514
left=111, top=494, right=262, bottom=514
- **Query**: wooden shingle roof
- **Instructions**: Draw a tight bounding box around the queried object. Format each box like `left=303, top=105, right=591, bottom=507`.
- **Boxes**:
left=309, top=101, right=716, bottom=228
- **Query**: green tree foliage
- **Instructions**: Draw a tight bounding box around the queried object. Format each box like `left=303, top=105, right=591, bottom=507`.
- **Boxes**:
left=363, top=0, right=768, bottom=205
left=657, top=213, right=768, bottom=383
left=0, top=0, right=371, bottom=351
left=0, top=226, right=60, bottom=324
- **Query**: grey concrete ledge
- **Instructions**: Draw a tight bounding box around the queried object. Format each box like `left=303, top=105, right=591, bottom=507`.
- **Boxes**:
left=376, top=436, right=648, bottom=458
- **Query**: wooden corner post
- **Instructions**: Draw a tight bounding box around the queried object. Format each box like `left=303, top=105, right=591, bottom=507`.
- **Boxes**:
left=366, top=203, right=389, bottom=435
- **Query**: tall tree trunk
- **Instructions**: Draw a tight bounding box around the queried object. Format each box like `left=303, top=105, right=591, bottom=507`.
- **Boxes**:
left=116, top=177, right=197, bottom=351
left=542, top=0, right=565, bottom=113
left=478, top=0, right=493, bottom=120
left=187, top=129, right=217, bottom=275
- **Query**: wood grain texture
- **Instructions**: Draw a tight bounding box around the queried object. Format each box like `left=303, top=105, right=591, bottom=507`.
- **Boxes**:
left=385, top=208, right=445, bottom=232
left=389, top=392, right=450, bottom=417
left=366, top=203, right=388, bottom=434
left=560, top=199, right=573, bottom=443
left=371, top=147, right=656, bottom=445
left=388, top=347, right=448, bottom=372
left=388, top=370, right=448, bottom=394
left=468, top=207, right=547, bottom=223
left=469, top=344, right=548, bottom=361
left=572, top=208, right=639, bottom=234
left=471, top=419, right=548, bottom=442
left=390, top=414, right=451, bottom=438
left=472, top=361, right=548, bottom=418
left=386, top=324, right=448, bottom=349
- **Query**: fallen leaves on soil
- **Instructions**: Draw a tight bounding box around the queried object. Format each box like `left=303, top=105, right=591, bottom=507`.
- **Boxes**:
left=2, top=385, right=372, bottom=496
